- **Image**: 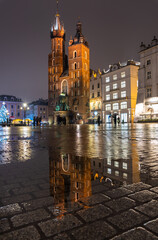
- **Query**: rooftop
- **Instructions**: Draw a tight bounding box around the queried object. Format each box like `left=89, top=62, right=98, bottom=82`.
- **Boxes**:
left=0, top=95, right=22, bottom=102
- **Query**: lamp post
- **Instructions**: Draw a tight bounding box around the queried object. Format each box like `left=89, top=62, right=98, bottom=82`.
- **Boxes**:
left=21, top=103, right=29, bottom=125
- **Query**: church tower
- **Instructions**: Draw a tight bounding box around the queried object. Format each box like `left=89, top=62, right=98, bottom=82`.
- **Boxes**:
left=68, top=21, right=90, bottom=120
left=48, top=1, right=66, bottom=124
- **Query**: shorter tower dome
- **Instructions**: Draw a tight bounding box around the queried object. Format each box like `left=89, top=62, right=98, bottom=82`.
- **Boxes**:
left=69, top=20, right=88, bottom=47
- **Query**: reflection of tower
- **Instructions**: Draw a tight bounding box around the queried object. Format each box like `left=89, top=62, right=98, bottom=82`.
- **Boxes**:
left=49, top=151, right=92, bottom=209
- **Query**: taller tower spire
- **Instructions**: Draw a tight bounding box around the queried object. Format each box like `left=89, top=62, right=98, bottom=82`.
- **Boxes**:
left=56, top=0, right=59, bottom=15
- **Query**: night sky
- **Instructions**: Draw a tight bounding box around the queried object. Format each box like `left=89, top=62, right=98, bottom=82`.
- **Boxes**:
left=0, top=0, right=158, bottom=102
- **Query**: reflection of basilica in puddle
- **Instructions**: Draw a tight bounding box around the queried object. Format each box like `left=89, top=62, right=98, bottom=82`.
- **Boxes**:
left=49, top=148, right=144, bottom=212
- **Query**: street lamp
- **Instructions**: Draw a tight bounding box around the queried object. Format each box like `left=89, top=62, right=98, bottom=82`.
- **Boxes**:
left=21, top=103, right=29, bottom=125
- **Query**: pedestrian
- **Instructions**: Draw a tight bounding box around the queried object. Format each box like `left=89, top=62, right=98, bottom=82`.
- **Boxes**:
left=117, top=117, right=120, bottom=125
left=97, top=115, right=100, bottom=126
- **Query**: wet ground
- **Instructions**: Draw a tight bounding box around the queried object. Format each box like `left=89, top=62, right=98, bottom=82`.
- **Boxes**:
left=0, top=124, right=158, bottom=239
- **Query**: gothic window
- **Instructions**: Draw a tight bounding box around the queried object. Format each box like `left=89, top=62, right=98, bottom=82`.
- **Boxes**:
left=73, top=51, right=77, bottom=58
left=74, top=63, right=77, bottom=70
left=62, top=80, right=68, bottom=94
left=61, top=154, right=69, bottom=172
left=84, top=63, right=87, bottom=70
left=85, top=51, right=87, bottom=59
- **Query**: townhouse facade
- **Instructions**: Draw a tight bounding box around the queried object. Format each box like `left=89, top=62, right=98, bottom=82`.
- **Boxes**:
left=102, top=60, right=140, bottom=123
left=135, top=36, right=158, bottom=120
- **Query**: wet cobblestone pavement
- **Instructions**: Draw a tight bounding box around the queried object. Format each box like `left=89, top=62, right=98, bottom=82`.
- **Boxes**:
left=0, top=124, right=158, bottom=239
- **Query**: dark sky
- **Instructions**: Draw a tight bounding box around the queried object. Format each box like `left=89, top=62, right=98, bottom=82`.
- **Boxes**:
left=0, top=0, right=158, bottom=102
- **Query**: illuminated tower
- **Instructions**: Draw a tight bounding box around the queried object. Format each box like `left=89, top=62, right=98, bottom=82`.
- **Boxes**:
left=48, top=1, right=66, bottom=124
left=68, top=21, right=90, bottom=120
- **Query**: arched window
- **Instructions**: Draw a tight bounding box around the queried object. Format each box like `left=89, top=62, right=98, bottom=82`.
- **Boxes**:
left=74, top=63, right=77, bottom=70
left=73, top=51, right=77, bottom=58
left=85, top=51, right=87, bottom=59
left=54, top=85, right=56, bottom=91
left=62, top=80, right=68, bottom=94
left=62, top=154, right=69, bottom=172
left=84, top=63, right=87, bottom=70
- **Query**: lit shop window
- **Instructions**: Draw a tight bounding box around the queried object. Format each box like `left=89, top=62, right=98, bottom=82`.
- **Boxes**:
left=115, top=171, right=119, bottom=176
left=113, top=103, right=119, bottom=110
left=113, top=83, right=117, bottom=89
left=114, top=161, right=119, bottom=168
left=121, top=102, right=127, bottom=109
left=107, top=158, right=111, bottom=165
left=121, top=91, right=126, bottom=98
left=113, top=93, right=118, bottom=99
left=106, top=94, right=110, bottom=100
left=121, top=81, right=126, bottom=88
left=106, top=85, right=110, bottom=92
left=106, top=77, right=110, bottom=83
left=113, top=74, right=117, bottom=80
left=122, top=162, right=128, bottom=170
left=106, top=104, right=111, bottom=111
left=121, top=72, right=126, bottom=78
left=107, top=168, right=111, bottom=174
left=123, top=173, right=128, bottom=179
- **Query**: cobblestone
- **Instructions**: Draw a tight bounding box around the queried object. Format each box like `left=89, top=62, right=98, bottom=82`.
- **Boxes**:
left=104, top=197, right=136, bottom=212
left=0, top=203, right=22, bottom=218
left=135, top=200, right=158, bottom=217
left=12, top=185, right=40, bottom=195
left=22, top=196, right=54, bottom=211
left=48, top=202, right=83, bottom=217
left=104, top=187, right=133, bottom=199
left=11, top=208, right=50, bottom=227
left=80, top=193, right=110, bottom=206
left=1, top=193, right=33, bottom=205
left=77, top=204, right=112, bottom=222
left=0, top=218, right=10, bottom=233
left=150, top=186, right=158, bottom=193
left=144, top=218, right=158, bottom=235
left=38, top=214, right=82, bottom=237
left=128, top=190, right=158, bottom=203
left=107, top=209, right=149, bottom=230
left=124, top=182, right=151, bottom=192
left=71, top=220, right=117, bottom=240
left=112, top=227, right=158, bottom=240
left=0, top=226, right=40, bottom=240
left=51, top=233, right=71, bottom=240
